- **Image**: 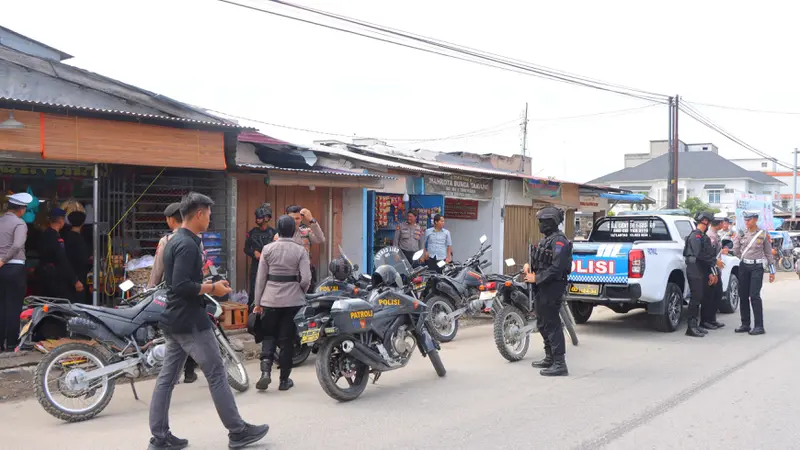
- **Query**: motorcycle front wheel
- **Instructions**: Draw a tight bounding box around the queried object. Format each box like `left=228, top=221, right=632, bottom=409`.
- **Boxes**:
left=216, top=329, right=249, bottom=392
left=34, top=342, right=116, bottom=422
left=315, top=335, right=370, bottom=402
left=493, top=305, right=530, bottom=362
left=426, top=296, right=459, bottom=343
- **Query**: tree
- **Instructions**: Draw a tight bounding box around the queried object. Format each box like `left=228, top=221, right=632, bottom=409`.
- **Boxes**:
left=680, top=197, right=720, bottom=217
left=607, top=211, right=616, bottom=216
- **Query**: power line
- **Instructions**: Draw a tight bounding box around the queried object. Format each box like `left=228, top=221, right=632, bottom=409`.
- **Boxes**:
left=678, top=102, right=795, bottom=170
left=684, top=100, right=800, bottom=116
left=528, top=103, right=661, bottom=121
left=216, top=0, right=670, bottom=103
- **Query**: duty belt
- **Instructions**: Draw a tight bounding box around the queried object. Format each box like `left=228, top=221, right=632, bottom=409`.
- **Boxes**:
left=267, top=274, right=300, bottom=282
left=742, top=259, right=766, bottom=265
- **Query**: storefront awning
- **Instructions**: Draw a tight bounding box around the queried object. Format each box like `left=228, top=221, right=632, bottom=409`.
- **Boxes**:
left=236, top=163, right=394, bottom=179
left=599, top=193, right=655, bottom=203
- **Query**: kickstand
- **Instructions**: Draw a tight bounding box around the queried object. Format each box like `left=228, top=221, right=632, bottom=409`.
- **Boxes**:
left=372, top=371, right=382, bottom=385
left=130, top=379, right=139, bottom=401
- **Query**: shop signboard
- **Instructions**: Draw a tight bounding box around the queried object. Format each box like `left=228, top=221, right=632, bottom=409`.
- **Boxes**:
left=424, top=174, right=492, bottom=200
left=578, top=195, right=609, bottom=212
left=524, top=178, right=561, bottom=199
left=444, top=198, right=479, bottom=220
left=734, top=193, right=774, bottom=231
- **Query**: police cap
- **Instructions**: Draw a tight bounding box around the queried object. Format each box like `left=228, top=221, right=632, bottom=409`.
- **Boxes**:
left=7, top=192, right=33, bottom=206
left=743, top=211, right=759, bottom=220
left=163, top=202, right=181, bottom=218
left=536, top=206, right=564, bottom=224
left=49, top=207, right=66, bottom=218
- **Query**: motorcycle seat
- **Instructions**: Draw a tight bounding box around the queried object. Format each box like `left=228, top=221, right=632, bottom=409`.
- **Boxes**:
left=74, top=299, right=149, bottom=321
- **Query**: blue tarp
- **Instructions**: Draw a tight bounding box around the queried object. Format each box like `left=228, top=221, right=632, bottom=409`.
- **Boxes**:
left=599, top=193, right=648, bottom=202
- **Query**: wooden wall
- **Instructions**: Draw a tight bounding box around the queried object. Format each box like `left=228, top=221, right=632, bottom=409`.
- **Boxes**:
left=0, top=109, right=226, bottom=170
left=235, top=174, right=344, bottom=290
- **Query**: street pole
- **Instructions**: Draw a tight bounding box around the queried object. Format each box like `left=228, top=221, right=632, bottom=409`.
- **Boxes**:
left=667, top=97, right=674, bottom=209
left=671, top=95, right=680, bottom=209
left=520, top=102, right=528, bottom=173
left=793, top=148, right=798, bottom=219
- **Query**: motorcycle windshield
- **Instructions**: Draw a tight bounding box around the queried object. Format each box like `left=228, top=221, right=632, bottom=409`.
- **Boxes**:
left=338, top=245, right=354, bottom=267
left=373, top=246, right=412, bottom=281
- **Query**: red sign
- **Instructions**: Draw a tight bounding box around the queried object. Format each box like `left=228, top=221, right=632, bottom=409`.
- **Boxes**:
left=444, top=198, right=479, bottom=220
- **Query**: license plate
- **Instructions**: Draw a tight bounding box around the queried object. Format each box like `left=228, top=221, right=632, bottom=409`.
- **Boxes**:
left=299, top=329, right=320, bottom=344
left=18, top=321, right=31, bottom=339
left=479, top=291, right=496, bottom=300
left=568, top=283, right=600, bottom=296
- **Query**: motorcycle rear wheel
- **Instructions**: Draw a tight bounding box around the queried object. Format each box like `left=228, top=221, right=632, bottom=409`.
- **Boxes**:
left=426, top=296, right=458, bottom=343
left=216, top=330, right=249, bottom=392
left=34, top=342, right=116, bottom=422
left=315, top=335, right=370, bottom=402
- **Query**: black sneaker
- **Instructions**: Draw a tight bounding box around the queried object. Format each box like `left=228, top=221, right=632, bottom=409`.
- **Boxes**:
left=148, top=433, right=189, bottom=450
left=229, top=423, right=269, bottom=449
left=184, top=371, right=198, bottom=384
left=278, top=378, right=294, bottom=391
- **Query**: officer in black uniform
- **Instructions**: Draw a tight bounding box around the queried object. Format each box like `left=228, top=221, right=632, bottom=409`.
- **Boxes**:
left=683, top=211, right=719, bottom=338
left=524, top=206, right=572, bottom=377
left=37, top=208, right=82, bottom=299
left=244, top=203, right=276, bottom=309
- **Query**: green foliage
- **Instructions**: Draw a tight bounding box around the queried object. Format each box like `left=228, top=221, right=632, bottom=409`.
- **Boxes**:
left=680, top=197, right=720, bottom=217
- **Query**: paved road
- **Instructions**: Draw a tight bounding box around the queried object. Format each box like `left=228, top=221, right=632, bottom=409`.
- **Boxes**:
left=2, top=277, right=797, bottom=450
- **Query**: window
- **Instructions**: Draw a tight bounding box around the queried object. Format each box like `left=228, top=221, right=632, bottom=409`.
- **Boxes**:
left=761, top=162, right=768, bottom=168
left=675, top=220, right=694, bottom=240
left=590, top=217, right=672, bottom=242
left=707, top=190, right=721, bottom=204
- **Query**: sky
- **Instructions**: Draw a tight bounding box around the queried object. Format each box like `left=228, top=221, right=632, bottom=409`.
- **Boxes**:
left=4, top=0, right=800, bottom=183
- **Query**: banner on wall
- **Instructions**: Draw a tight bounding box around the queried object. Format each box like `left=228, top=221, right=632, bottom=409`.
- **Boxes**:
left=424, top=174, right=492, bottom=200
left=578, top=195, right=609, bottom=212
left=524, top=178, right=561, bottom=199
left=734, top=193, right=774, bottom=231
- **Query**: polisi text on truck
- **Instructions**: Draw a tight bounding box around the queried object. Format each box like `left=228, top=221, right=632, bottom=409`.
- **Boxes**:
left=572, top=260, right=616, bottom=275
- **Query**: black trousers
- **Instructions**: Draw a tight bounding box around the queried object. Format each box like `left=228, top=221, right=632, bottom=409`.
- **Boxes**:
left=248, top=264, right=259, bottom=308
left=701, top=275, right=722, bottom=324
left=260, top=306, right=302, bottom=381
left=402, top=250, right=417, bottom=266
left=0, top=264, right=26, bottom=350
left=738, top=262, right=765, bottom=328
left=39, top=266, right=71, bottom=300
left=426, top=257, right=443, bottom=274
left=535, top=281, right=566, bottom=358
left=306, top=266, right=317, bottom=294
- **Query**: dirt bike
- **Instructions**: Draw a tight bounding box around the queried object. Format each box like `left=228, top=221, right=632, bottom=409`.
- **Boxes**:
left=491, top=258, right=578, bottom=362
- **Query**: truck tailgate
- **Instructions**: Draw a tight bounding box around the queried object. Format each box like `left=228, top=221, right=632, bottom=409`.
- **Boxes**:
left=568, top=242, right=632, bottom=285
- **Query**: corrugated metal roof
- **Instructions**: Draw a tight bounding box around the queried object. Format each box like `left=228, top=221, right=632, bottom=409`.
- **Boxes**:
left=237, top=163, right=395, bottom=179
left=0, top=97, right=248, bottom=130
left=238, top=131, right=293, bottom=146
left=309, top=143, right=447, bottom=175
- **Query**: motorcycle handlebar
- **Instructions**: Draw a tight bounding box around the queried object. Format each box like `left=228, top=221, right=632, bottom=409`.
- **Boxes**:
left=480, top=260, right=492, bottom=269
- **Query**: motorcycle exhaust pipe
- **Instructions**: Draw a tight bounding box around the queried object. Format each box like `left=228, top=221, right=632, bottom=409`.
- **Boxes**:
left=341, top=339, right=392, bottom=371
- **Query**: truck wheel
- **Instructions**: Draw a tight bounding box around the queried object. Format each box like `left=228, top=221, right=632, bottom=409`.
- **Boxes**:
left=569, top=302, right=593, bottom=324
left=719, top=273, right=739, bottom=314
left=652, top=283, right=683, bottom=332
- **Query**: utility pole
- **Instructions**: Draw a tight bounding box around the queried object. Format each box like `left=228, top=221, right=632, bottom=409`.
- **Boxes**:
left=520, top=102, right=528, bottom=173
left=672, top=95, right=680, bottom=209
left=793, top=148, right=798, bottom=219
left=667, top=97, right=674, bottom=209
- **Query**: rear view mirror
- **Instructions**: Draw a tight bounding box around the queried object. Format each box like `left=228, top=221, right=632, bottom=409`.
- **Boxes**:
left=119, top=279, right=135, bottom=293
left=505, top=258, right=516, bottom=267
left=480, top=235, right=488, bottom=244
left=209, top=266, right=219, bottom=277
left=412, top=250, right=424, bottom=261
left=437, top=260, right=446, bottom=268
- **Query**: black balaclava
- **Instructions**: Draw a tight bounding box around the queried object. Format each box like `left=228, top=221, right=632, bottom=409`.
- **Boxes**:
left=539, top=219, right=558, bottom=236
left=277, top=214, right=296, bottom=238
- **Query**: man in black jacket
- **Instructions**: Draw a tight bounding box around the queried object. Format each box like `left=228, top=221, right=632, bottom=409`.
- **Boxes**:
left=683, top=211, right=719, bottom=338
left=244, top=203, right=275, bottom=308
left=148, top=192, right=269, bottom=450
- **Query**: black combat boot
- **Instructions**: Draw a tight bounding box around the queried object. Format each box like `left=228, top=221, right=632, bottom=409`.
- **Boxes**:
left=735, top=325, right=751, bottom=333
left=278, top=378, right=294, bottom=391
left=540, top=355, right=568, bottom=377
left=686, top=319, right=705, bottom=337
left=749, top=326, right=765, bottom=335
left=256, top=359, right=273, bottom=391
left=531, top=347, right=553, bottom=369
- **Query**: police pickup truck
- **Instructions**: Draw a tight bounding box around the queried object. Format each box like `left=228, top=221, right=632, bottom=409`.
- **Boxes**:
left=565, top=211, right=740, bottom=332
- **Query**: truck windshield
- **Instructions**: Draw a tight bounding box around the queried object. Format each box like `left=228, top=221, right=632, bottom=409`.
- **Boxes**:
left=589, top=217, right=672, bottom=242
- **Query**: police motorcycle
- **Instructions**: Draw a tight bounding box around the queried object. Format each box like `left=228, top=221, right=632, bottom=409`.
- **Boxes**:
left=277, top=247, right=371, bottom=368
left=422, top=235, right=493, bottom=343
left=491, top=258, right=579, bottom=362
left=294, top=246, right=446, bottom=402
left=21, top=266, right=248, bottom=423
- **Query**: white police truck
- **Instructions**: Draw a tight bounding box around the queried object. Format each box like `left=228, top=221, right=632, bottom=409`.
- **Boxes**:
left=565, top=211, right=740, bottom=332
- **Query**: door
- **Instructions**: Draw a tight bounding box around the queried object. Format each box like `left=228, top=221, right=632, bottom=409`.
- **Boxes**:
left=366, top=190, right=377, bottom=273
left=503, top=206, right=542, bottom=274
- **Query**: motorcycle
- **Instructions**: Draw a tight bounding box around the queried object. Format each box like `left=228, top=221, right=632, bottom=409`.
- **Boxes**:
left=294, top=247, right=445, bottom=402
left=491, top=258, right=579, bottom=362
left=23, top=267, right=248, bottom=423
left=422, top=235, right=493, bottom=343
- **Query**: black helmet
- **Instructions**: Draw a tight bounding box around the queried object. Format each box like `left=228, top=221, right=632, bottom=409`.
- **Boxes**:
left=255, top=203, right=272, bottom=219
left=329, top=256, right=353, bottom=282
left=536, top=206, right=564, bottom=225
left=276, top=215, right=296, bottom=238
left=371, top=265, right=402, bottom=288
left=695, top=211, right=714, bottom=224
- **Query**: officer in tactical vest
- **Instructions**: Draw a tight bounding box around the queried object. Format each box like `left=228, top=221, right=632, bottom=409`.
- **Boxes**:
left=523, top=206, right=572, bottom=377
left=683, top=211, right=720, bottom=337
left=244, top=203, right=276, bottom=308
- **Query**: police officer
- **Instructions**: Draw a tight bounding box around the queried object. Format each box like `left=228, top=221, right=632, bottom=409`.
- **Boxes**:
left=244, top=203, right=276, bottom=308
left=37, top=208, right=81, bottom=299
left=282, top=205, right=325, bottom=292
left=732, top=211, right=774, bottom=335
left=523, top=206, right=572, bottom=377
left=253, top=215, right=311, bottom=391
left=702, top=216, right=726, bottom=330
left=0, top=193, right=32, bottom=352
left=393, top=211, right=423, bottom=265
left=683, top=211, right=719, bottom=337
